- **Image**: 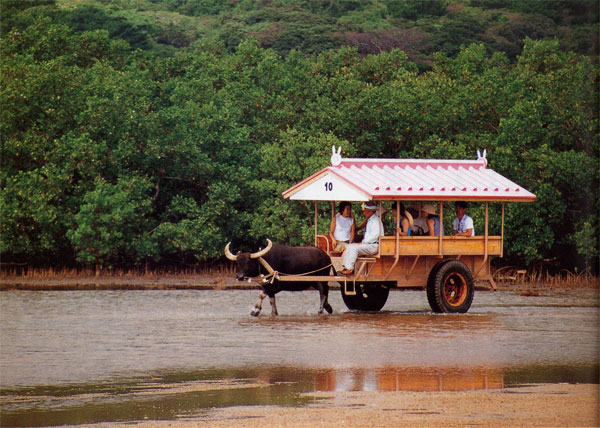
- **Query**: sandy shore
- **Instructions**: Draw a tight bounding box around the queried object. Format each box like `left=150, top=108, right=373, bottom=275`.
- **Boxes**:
left=76, top=383, right=598, bottom=428
left=0, top=275, right=251, bottom=290
left=2, top=269, right=597, bottom=292
left=2, top=275, right=596, bottom=292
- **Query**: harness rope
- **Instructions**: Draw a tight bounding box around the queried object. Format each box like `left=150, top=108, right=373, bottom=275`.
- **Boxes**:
left=256, top=257, right=333, bottom=284
left=276, top=264, right=334, bottom=276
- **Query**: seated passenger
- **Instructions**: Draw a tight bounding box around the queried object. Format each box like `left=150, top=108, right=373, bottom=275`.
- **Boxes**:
left=339, top=203, right=382, bottom=275
left=391, top=202, right=413, bottom=236
left=453, top=201, right=474, bottom=236
left=329, top=201, right=355, bottom=252
left=421, top=203, right=441, bottom=236
left=408, top=203, right=428, bottom=236
left=354, top=204, right=383, bottom=242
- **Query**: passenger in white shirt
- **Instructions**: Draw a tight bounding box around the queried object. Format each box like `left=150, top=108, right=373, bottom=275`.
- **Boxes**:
left=453, top=201, right=475, bottom=237
left=340, top=203, right=381, bottom=275
left=330, top=201, right=355, bottom=252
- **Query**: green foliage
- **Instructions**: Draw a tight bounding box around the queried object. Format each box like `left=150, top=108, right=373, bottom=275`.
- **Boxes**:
left=1, top=4, right=598, bottom=272
left=573, top=220, right=599, bottom=271
left=67, top=176, right=155, bottom=265
left=387, top=0, right=448, bottom=19
left=56, top=4, right=153, bottom=50
left=3, top=0, right=598, bottom=61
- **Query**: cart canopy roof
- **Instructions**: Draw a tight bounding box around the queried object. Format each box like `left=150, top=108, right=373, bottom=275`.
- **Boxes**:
left=282, top=149, right=536, bottom=202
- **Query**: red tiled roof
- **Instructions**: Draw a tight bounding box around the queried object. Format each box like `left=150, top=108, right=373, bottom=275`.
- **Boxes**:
left=282, top=157, right=536, bottom=202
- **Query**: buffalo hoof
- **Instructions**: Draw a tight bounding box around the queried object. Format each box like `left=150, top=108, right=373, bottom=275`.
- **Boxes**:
left=250, top=309, right=260, bottom=317
left=324, top=303, right=333, bottom=314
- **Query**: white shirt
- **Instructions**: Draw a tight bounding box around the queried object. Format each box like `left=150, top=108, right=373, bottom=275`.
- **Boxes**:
left=453, top=215, right=475, bottom=236
left=363, top=214, right=382, bottom=244
left=333, top=214, right=354, bottom=242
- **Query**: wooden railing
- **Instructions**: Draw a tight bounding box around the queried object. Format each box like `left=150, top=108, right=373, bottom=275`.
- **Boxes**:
left=380, top=235, right=502, bottom=256
left=317, top=234, right=502, bottom=257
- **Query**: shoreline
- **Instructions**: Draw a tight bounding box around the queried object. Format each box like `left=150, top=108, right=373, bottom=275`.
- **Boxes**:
left=0, top=277, right=254, bottom=291
left=0, top=275, right=251, bottom=291
left=73, top=383, right=598, bottom=428
left=1, top=275, right=597, bottom=291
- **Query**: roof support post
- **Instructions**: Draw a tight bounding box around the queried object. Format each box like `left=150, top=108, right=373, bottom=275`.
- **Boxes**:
left=385, top=200, right=401, bottom=281
left=438, top=201, right=444, bottom=256
left=475, top=202, right=490, bottom=279
left=377, top=201, right=382, bottom=258
left=314, top=201, right=318, bottom=247
left=395, top=201, right=400, bottom=256
left=484, top=201, right=489, bottom=257
left=501, top=202, right=505, bottom=258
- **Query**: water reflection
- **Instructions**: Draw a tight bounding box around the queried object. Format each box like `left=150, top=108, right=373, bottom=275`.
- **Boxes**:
left=1, top=364, right=597, bottom=427
left=251, top=311, right=499, bottom=336
left=313, top=367, right=504, bottom=392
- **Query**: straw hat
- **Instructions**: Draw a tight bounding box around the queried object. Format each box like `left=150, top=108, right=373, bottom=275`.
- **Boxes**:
left=421, top=204, right=436, bottom=216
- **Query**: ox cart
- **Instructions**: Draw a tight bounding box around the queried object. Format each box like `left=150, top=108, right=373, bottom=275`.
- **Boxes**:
left=273, top=148, right=536, bottom=314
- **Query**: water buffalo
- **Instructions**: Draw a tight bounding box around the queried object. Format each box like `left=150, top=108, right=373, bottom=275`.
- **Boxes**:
left=224, top=239, right=334, bottom=316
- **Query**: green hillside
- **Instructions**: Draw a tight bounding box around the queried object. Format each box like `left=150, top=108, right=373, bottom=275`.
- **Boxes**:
left=3, top=0, right=598, bottom=64
left=1, top=0, right=598, bottom=272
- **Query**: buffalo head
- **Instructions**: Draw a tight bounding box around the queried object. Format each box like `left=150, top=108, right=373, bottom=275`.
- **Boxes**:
left=224, top=239, right=273, bottom=281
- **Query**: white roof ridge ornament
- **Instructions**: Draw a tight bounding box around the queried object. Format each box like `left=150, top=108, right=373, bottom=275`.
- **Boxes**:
left=331, top=145, right=342, bottom=166
left=476, top=149, right=488, bottom=167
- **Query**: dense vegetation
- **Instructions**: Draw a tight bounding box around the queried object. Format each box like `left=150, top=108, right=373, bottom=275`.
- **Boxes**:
left=1, top=0, right=598, bottom=273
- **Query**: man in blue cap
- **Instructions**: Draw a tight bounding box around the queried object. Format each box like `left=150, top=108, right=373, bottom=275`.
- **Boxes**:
left=339, top=202, right=382, bottom=275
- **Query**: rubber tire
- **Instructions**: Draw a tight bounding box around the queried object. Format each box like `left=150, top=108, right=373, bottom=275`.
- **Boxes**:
left=426, top=260, right=452, bottom=313
left=341, top=282, right=389, bottom=312
left=431, top=260, right=474, bottom=313
left=340, top=283, right=362, bottom=310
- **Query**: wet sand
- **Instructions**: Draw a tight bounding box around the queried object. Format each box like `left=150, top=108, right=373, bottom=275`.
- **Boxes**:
left=79, top=383, right=598, bottom=428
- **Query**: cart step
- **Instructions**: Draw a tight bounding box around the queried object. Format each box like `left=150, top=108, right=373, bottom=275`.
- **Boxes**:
left=344, top=278, right=356, bottom=296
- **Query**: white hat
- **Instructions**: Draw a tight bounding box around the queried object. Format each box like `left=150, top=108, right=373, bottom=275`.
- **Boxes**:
left=422, top=204, right=436, bottom=215
left=362, top=202, right=377, bottom=210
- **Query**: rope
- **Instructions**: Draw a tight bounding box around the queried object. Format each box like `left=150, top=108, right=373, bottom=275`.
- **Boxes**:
left=276, top=263, right=333, bottom=277
left=257, top=257, right=334, bottom=284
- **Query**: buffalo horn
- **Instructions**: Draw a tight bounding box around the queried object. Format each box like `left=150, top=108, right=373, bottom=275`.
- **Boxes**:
left=250, top=239, right=273, bottom=259
left=224, top=242, right=238, bottom=261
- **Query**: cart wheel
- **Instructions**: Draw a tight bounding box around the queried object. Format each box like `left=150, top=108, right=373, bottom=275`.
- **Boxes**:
left=426, top=260, right=451, bottom=313
left=340, top=283, right=362, bottom=310
left=340, top=283, right=389, bottom=312
left=431, top=260, right=474, bottom=313
left=357, top=283, right=389, bottom=311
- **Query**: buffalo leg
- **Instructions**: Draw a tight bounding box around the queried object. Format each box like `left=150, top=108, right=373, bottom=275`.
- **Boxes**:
left=251, top=292, right=266, bottom=317
left=318, top=282, right=333, bottom=314
left=269, top=296, right=278, bottom=316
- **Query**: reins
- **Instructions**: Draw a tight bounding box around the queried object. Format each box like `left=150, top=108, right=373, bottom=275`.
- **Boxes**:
left=256, top=256, right=333, bottom=285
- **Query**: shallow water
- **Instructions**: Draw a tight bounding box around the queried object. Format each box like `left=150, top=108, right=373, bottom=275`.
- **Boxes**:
left=1, top=288, right=598, bottom=426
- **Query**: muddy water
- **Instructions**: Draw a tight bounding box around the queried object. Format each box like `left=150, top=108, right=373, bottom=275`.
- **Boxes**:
left=1, top=288, right=598, bottom=426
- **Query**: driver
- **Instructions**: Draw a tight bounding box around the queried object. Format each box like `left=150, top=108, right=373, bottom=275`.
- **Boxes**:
left=339, top=202, right=382, bottom=275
